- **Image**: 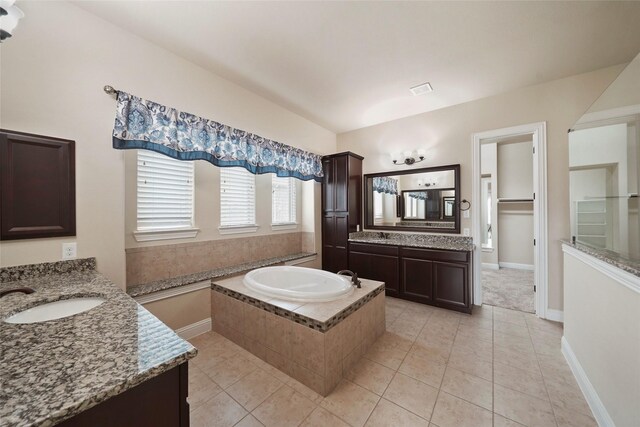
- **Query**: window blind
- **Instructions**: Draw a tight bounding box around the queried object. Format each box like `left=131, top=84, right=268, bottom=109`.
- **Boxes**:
left=373, top=191, right=383, bottom=219
left=272, top=176, right=296, bottom=224
left=137, top=150, right=194, bottom=231
left=220, top=168, right=256, bottom=227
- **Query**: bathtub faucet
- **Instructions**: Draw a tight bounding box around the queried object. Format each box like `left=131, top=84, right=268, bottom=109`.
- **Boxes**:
left=337, top=270, right=361, bottom=288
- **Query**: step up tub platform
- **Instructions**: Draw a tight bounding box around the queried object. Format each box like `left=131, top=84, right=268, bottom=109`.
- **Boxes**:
left=211, top=267, right=385, bottom=396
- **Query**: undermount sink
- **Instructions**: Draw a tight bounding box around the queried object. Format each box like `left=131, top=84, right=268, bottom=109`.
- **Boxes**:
left=4, top=297, right=106, bottom=324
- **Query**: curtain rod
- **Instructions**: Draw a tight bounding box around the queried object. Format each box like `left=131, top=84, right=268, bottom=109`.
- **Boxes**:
left=103, top=85, right=119, bottom=97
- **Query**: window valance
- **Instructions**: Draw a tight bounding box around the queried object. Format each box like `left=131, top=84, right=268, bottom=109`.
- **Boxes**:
left=111, top=91, right=323, bottom=182
left=372, top=176, right=398, bottom=195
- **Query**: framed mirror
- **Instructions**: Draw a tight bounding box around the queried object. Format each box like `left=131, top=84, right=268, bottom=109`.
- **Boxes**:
left=364, top=164, right=461, bottom=233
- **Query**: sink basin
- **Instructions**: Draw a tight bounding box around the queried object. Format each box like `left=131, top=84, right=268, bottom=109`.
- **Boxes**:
left=4, top=297, right=106, bottom=324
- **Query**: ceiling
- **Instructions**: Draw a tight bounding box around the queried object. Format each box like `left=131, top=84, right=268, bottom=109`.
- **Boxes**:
left=74, top=1, right=640, bottom=133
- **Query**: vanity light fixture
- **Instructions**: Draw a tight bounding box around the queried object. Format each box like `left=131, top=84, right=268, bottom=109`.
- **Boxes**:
left=0, top=0, right=24, bottom=42
left=391, top=149, right=427, bottom=166
left=409, top=82, right=433, bottom=96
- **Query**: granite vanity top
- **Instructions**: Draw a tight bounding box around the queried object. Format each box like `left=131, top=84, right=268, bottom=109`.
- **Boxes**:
left=349, top=231, right=475, bottom=252
left=0, top=258, right=196, bottom=427
left=562, top=240, right=640, bottom=278
left=127, top=251, right=317, bottom=298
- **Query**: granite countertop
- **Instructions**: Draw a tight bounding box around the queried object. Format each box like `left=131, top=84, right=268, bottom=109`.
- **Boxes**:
left=561, top=240, right=640, bottom=278
left=349, top=231, right=475, bottom=252
left=127, top=252, right=317, bottom=298
left=0, top=259, right=196, bottom=427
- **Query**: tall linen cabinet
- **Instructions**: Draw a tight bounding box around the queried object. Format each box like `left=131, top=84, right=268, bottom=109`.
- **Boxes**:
left=321, top=152, right=363, bottom=273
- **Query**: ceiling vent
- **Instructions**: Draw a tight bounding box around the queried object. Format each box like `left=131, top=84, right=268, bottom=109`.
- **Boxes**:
left=409, top=82, right=433, bottom=96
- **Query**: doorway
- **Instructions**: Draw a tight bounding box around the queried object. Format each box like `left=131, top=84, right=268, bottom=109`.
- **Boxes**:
left=472, top=122, right=549, bottom=318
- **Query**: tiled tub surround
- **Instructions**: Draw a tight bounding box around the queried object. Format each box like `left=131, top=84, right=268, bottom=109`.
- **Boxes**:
left=0, top=259, right=196, bottom=427
left=211, top=276, right=386, bottom=396
left=349, top=231, right=474, bottom=251
left=126, top=232, right=306, bottom=286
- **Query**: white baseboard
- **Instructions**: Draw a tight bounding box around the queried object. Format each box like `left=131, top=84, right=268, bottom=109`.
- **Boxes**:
left=561, top=337, right=614, bottom=427
left=482, top=263, right=500, bottom=270
left=545, top=308, right=564, bottom=323
left=499, top=262, right=534, bottom=271
left=176, top=318, right=211, bottom=340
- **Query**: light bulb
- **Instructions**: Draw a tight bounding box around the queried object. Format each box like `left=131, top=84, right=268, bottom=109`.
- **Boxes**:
left=417, top=148, right=426, bottom=157
left=390, top=152, right=400, bottom=163
left=403, top=150, right=413, bottom=159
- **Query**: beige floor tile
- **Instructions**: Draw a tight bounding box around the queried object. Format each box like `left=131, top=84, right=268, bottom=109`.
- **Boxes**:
left=446, top=348, right=493, bottom=381
left=409, top=342, right=449, bottom=366
left=200, top=355, right=258, bottom=388
left=552, top=404, right=597, bottom=427
left=413, top=334, right=454, bottom=361
left=345, top=358, right=396, bottom=395
left=544, top=376, right=593, bottom=416
left=226, top=369, right=284, bottom=411
left=320, top=380, right=380, bottom=427
left=493, top=362, right=549, bottom=401
left=365, top=398, right=429, bottom=427
left=285, top=377, right=325, bottom=405
left=431, top=391, right=492, bottom=427
left=364, top=340, right=410, bottom=370
left=493, top=311, right=527, bottom=327
left=252, top=385, right=316, bottom=427
left=387, top=318, right=423, bottom=341
left=494, top=384, right=556, bottom=427
left=493, top=344, right=540, bottom=373
left=494, top=320, right=530, bottom=338
left=398, top=351, right=446, bottom=388
left=493, top=414, right=526, bottom=426
left=191, top=392, right=248, bottom=427
left=189, top=365, right=223, bottom=408
left=440, top=367, right=492, bottom=410
left=299, top=407, right=351, bottom=427
left=234, top=414, right=264, bottom=427
left=192, top=341, right=240, bottom=369
left=456, top=323, right=493, bottom=342
left=451, top=338, right=493, bottom=362
left=382, top=372, right=438, bottom=420
left=494, top=331, right=535, bottom=353
left=189, top=331, right=219, bottom=349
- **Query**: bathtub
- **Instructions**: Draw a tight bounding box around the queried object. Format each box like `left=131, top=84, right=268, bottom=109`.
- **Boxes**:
left=243, top=266, right=354, bottom=302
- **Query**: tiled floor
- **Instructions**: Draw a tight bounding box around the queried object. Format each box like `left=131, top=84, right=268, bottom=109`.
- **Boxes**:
left=188, top=297, right=596, bottom=427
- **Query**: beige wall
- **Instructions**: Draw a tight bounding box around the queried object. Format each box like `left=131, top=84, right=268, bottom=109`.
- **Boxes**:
left=142, top=288, right=211, bottom=331
left=337, top=64, right=625, bottom=311
left=563, top=249, right=640, bottom=427
left=0, top=1, right=335, bottom=287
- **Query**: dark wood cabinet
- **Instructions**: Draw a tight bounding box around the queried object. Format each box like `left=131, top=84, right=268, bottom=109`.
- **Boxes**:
left=0, top=129, right=76, bottom=240
left=322, top=152, right=363, bottom=273
left=58, top=363, right=189, bottom=427
left=349, top=242, right=472, bottom=313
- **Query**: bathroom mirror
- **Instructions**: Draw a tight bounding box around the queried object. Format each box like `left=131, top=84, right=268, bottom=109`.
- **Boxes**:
left=569, top=51, right=640, bottom=261
left=364, top=164, right=460, bottom=233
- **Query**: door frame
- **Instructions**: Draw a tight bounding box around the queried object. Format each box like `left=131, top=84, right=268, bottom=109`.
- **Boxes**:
left=471, top=122, right=548, bottom=318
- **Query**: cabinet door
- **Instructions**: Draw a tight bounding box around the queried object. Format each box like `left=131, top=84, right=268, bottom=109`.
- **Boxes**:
left=349, top=251, right=399, bottom=297
left=322, top=214, right=349, bottom=272
left=322, top=159, right=334, bottom=212
left=334, top=155, right=349, bottom=212
left=401, top=257, right=434, bottom=304
left=433, top=261, right=469, bottom=312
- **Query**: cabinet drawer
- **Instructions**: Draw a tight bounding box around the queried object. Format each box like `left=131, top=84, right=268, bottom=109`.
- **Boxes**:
left=401, top=247, right=469, bottom=263
left=349, top=242, right=399, bottom=256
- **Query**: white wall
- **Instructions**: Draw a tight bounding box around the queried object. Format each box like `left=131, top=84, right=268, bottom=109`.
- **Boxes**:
left=337, top=64, right=625, bottom=311
left=0, top=1, right=336, bottom=287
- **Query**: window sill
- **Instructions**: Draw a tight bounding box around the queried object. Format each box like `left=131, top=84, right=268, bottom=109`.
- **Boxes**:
left=271, top=223, right=298, bottom=231
left=134, top=228, right=200, bottom=242
left=218, top=224, right=259, bottom=235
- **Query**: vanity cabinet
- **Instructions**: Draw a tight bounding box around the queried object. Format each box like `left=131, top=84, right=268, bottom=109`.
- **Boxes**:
left=322, top=152, right=363, bottom=273
left=349, top=243, right=472, bottom=313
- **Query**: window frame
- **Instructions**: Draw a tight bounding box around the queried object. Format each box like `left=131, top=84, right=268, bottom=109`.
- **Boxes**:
left=271, top=175, right=297, bottom=229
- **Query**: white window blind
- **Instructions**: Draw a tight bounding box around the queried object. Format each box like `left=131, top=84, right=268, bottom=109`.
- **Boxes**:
left=272, top=176, right=296, bottom=224
left=220, top=168, right=256, bottom=227
left=373, top=191, right=383, bottom=219
left=137, top=151, right=194, bottom=231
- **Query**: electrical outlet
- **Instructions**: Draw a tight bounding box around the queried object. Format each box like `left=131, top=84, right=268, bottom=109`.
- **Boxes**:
left=463, top=228, right=470, bottom=236
left=62, top=242, right=77, bottom=260
left=463, top=210, right=470, bottom=218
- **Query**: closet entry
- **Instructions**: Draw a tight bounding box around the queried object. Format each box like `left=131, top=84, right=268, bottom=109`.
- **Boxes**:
left=480, top=135, right=535, bottom=314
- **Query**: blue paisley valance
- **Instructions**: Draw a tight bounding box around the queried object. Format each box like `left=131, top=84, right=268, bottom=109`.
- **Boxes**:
left=112, top=91, right=323, bottom=181
left=408, top=191, right=428, bottom=200
left=372, top=177, right=398, bottom=195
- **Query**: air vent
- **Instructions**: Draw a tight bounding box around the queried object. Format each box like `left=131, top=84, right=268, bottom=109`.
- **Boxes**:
left=409, top=82, right=433, bottom=96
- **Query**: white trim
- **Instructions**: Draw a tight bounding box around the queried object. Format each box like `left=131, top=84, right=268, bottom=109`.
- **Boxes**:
left=472, top=122, right=548, bottom=319
left=285, top=254, right=317, bottom=266
left=176, top=318, right=212, bottom=340
left=562, top=244, right=640, bottom=294
left=271, top=223, right=298, bottom=231
left=133, top=228, right=199, bottom=242
left=218, top=224, right=259, bottom=235
left=499, top=262, right=535, bottom=271
left=561, top=337, right=614, bottom=427
left=545, top=309, right=564, bottom=323
left=482, top=263, right=500, bottom=270
left=134, top=280, right=211, bottom=305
